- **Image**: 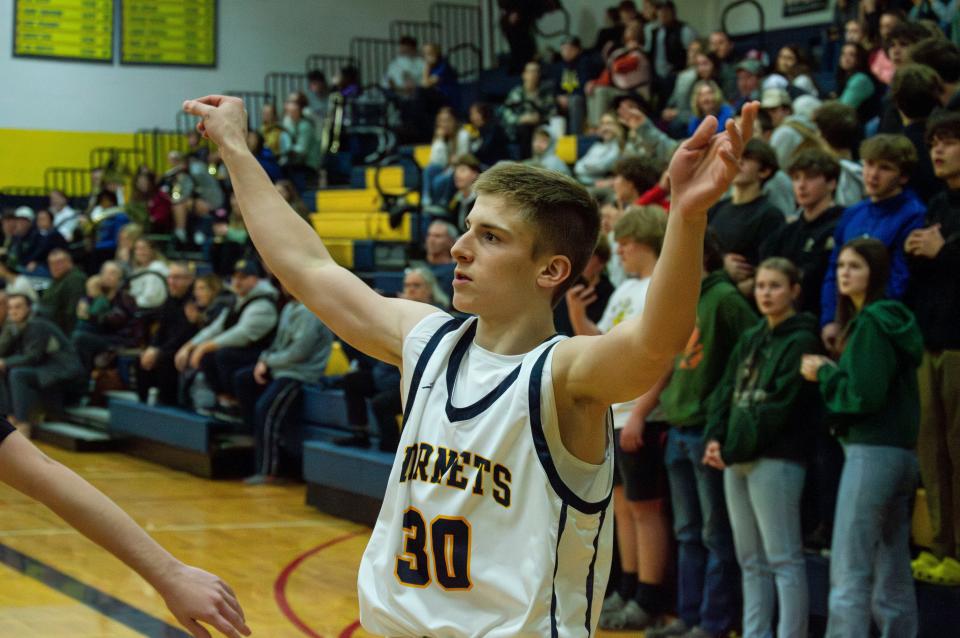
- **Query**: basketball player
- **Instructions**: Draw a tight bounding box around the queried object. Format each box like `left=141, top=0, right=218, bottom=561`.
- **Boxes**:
left=0, top=420, right=249, bottom=638
left=184, top=93, right=757, bottom=636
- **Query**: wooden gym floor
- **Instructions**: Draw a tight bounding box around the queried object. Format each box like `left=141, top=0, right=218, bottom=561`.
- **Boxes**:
left=0, top=444, right=627, bottom=637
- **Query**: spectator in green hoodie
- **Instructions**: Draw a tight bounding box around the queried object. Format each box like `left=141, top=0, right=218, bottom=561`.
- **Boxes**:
left=801, top=237, right=922, bottom=638
left=704, top=257, right=822, bottom=638
left=648, top=231, right=757, bottom=638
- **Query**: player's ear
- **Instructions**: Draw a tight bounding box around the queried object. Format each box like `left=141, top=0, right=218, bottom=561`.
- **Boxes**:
left=537, top=255, right=572, bottom=294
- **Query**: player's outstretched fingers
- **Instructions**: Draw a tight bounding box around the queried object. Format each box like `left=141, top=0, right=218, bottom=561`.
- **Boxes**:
left=215, top=598, right=251, bottom=636
left=218, top=585, right=246, bottom=625
left=684, top=114, right=719, bottom=151
left=182, top=618, right=213, bottom=638
left=738, top=101, right=760, bottom=143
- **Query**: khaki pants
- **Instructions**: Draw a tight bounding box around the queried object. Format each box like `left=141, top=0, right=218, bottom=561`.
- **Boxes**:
left=917, top=349, right=960, bottom=559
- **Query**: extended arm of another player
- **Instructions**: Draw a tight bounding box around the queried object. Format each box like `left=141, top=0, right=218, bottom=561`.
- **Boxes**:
left=557, top=104, right=757, bottom=406
left=0, top=432, right=250, bottom=638
left=185, top=96, right=435, bottom=366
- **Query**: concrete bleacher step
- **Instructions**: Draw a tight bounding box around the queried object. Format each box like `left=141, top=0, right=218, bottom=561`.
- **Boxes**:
left=33, top=422, right=119, bottom=452
left=64, top=405, right=111, bottom=431
left=108, top=398, right=252, bottom=479
left=303, top=440, right=393, bottom=527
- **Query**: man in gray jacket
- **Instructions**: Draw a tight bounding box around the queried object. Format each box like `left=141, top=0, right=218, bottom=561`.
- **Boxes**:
left=233, top=292, right=333, bottom=484
left=174, top=259, right=278, bottom=414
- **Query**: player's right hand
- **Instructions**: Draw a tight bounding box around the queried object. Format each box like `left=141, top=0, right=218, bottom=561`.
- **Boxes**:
left=182, top=96, right=248, bottom=155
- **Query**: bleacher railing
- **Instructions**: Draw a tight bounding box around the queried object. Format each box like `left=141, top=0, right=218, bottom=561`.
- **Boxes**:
left=89, top=147, right=146, bottom=176
left=135, top=128, right=192, bottom=175
left=265, top=71, right=307, bottom=106
left=224, top=90, right=274, bottom=130
left=0, top=186, right=48, bottom=198
left=44, top=167, right=91, bottom=198
left=389, top=20, right=442, bottom=47
left=350, top=37, right=396, bottom=89
left=431, top=2, right=482, bottom=76
left=305, top=54, right=357, bottom=81
left=448, top=42, right=482, bottom=82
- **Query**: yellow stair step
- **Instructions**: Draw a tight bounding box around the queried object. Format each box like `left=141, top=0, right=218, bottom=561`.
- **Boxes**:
left=322, top=238, right=354, bottom=268
left=309, top=211, right=411, bottom=242
left=316, top=188, right=419, bottom=213
left=365, top=166, right=406, bottom=191
left=555, top=135, right=578, bottom=165
left=413, top=144, right=432, bottom=167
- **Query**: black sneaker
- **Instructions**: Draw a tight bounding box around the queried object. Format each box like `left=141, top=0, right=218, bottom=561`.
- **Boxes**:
left=333, top=433, right=371, bottom=448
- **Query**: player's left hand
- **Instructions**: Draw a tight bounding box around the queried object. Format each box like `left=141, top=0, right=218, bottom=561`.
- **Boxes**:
left=156, top=563, right=251, bottom=638
left=668, top=101, right=758, bottom=218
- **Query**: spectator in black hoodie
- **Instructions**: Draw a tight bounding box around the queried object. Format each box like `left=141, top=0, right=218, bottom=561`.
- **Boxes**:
left=466, top=102, right=511, bottom=167
left=761, top=148, right=845, bottom=319
left=905, top=113, right=960, bottom=582
left=891, top=64, right=945, bottom=203
left=134, top=262, right=197, bottom=406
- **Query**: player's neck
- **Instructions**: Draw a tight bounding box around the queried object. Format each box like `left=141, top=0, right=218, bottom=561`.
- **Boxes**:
left=473, top=310, right=557, bottom=356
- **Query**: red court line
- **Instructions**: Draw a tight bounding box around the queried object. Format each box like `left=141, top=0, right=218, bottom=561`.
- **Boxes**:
left=273, top=530, right=366, bottom=638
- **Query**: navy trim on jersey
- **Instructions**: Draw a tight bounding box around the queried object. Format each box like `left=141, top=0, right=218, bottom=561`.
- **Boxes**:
left=584, top=507, right=607, bottom=634
left=444, top=320, right=524, bottom=423
left=401, top=317, right=462, bottom=429
left=528, top=344, right=612, bottom=515
left=550, top=502, right=568, bottom=638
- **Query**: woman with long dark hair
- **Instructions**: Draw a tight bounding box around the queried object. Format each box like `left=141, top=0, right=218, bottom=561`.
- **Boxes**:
left=835, top=42, right=883, bottom=126
left=801, top=238, right=922, bottom=637
left=774, top=44, right=819, bottom=97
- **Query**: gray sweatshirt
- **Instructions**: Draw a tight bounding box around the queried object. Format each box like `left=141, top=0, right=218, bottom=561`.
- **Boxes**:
left=259, top=301, right=333, bottom=383
left=190, top=279, right=279, bottom=349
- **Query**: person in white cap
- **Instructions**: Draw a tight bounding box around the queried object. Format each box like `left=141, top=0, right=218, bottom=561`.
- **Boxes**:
left=0, top=206, right=39, bottom=282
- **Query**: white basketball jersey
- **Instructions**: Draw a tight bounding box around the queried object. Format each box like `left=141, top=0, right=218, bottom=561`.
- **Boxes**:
left=358, top=313, right=614, bottom=637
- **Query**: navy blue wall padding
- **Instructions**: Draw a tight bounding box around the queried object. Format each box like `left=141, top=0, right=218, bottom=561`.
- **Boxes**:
left=577, top=135, right=599, bottom=159
left=302, top=440, right=393, bottom=498
left=353, top=240, right=377, bottom=271
left=108, top=398, right=228, bottom=452
left=300, top=386, right=351, bottom=428
left=372, top=271, right=405, bottom=295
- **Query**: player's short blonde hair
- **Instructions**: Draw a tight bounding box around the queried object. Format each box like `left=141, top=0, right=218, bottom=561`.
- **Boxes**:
left=473, top=162, right=599, bottom=304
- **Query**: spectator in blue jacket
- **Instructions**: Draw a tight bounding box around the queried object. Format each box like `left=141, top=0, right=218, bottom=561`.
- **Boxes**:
left=820, top=134, right=926, bottom=352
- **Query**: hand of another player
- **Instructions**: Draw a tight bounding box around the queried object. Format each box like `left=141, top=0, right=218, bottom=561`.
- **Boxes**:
left=702, top=440, right=725, bottom=470
left=619, top=415, right=646, bottom=453
left=668, top=101, right=758, bottom=219
left=182, top=96, right=248, bottom=156
left=155, top=562, right=251, bottom=638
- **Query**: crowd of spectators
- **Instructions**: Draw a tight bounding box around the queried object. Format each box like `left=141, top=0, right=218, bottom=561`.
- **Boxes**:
left=3, top=0, right=960, bottom=635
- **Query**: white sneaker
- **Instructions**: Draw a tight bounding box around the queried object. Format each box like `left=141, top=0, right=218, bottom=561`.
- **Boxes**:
left=600, top=591, right=626, bottom=614
left=599, top=599, right=655, bottom=630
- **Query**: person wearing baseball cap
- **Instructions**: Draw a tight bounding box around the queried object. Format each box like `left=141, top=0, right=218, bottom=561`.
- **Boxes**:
left=0, top=206, right=39, bottom=280
left=732, top=60, right=763, bottom=112
left=175, top=256, right=278, bottom=419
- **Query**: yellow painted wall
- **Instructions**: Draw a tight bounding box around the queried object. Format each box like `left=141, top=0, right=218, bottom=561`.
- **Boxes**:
left=0, top=129, right=134, bottom=189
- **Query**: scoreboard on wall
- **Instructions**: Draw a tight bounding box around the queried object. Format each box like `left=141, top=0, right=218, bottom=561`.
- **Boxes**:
left=121, top=0, right=217, bottom=67
left=12, top=0, right=217, bottom=67
left=13, top=0, right=114, bottom=62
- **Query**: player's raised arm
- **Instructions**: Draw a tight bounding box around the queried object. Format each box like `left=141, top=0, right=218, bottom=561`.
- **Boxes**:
left=0, top=430, right=249, bottom=638
left=183, top=95, right=435, bottom=366
left=556, top=103, right=759, bottom=406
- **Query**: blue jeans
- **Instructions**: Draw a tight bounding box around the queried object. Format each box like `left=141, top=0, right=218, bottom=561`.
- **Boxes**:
left=665, top=426, right=739, bottom=633
left=725, top=459, right=808, bottom=638
left=826, top=444, right=919, bottom=638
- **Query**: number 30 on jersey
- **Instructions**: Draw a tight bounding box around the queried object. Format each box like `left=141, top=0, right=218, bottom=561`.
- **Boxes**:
left=395, top=508, right=472, bottom=590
